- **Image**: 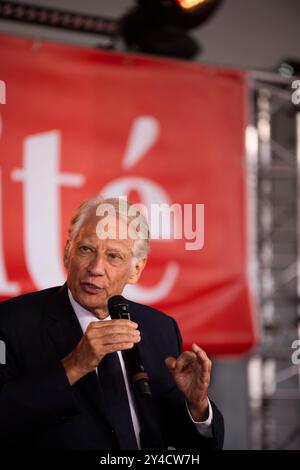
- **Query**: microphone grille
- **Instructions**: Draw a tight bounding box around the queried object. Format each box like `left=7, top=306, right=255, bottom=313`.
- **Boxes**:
left=107, top=295, right=130, bottom=320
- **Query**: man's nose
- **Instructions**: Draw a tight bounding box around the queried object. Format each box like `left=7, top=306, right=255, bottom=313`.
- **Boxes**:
left=87, top=253, right=105, bottom=276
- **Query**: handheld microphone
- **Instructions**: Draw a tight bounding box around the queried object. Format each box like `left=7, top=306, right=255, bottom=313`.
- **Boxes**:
left=107, top=295, right=151, bottom=397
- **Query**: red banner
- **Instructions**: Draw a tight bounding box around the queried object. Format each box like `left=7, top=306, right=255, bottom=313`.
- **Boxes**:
left=0, top=34, right=257, bottom=355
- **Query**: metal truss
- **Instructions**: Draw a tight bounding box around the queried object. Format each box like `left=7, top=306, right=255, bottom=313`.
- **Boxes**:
left=247, top=71, right=300, bottom=450
left=0, top=1, right=118, bottom=47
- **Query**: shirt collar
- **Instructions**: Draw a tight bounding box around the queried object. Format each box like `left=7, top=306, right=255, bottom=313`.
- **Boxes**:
left=68, top=288, right=111, bottom=334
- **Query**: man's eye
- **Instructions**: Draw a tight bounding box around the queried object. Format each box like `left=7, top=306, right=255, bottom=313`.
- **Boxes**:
left=79, top=245, right=92, bottom=253
left=108, top=253, right=121, bottom=260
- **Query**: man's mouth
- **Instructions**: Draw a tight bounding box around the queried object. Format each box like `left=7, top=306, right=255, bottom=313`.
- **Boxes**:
left=81, top=282, right=104, bottom=294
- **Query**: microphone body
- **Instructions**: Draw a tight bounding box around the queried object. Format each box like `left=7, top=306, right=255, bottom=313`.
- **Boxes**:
left=108, top=295, right=152, bottom=397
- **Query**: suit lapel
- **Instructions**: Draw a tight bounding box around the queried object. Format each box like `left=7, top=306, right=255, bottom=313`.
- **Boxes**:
left=45, top=284, right=83, bottom=359
left=44, top=284, right=111, bottom=424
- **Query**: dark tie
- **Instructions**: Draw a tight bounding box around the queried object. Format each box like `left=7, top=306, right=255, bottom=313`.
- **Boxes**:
left=97, top=352, right=139, bottom=450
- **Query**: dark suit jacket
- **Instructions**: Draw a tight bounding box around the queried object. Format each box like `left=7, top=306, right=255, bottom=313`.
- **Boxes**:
left=0, top=284, right=224, bottom=450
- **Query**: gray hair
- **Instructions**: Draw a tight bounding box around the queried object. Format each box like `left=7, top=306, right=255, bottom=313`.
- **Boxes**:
left=67, top=196, right=150, bottom=262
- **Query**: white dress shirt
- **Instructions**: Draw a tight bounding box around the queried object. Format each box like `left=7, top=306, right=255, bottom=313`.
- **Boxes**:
left=68, top=289, right=213, bottom=447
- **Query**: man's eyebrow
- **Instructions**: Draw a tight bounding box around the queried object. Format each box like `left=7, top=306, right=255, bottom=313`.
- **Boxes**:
left=106, top=247, right=126, bottom=254
left=106, top=245, right=131, bottom=256
left=77, top=238, right=96, bottom=245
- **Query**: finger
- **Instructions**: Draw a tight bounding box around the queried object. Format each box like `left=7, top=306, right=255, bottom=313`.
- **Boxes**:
left=192, top=343, right=208, bottom=359
left=85, top=325, right=141, bottom=338
left=165, top=356, right=177, bottom=371
left=100, top=332, right=141, bottom=345
left=88, top=320, right=138, bottom=330
left=100, top=342, right=135, bottom=355
left=192, top=344, right=212, bottom=369
left=87, top=323, right=140, bottom=338
left=175, top=351, right=197, bottom=372
left=105, top=334, right=141, bottom=345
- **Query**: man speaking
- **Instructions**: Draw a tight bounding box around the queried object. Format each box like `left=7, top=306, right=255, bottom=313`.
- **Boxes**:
left=0, top=197, right=224, bottom=450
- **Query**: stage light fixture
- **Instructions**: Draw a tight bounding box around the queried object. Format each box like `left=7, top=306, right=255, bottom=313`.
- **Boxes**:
left=120, top=0, right=223, bottom=59
left=176, top=0, right=211, bottom=11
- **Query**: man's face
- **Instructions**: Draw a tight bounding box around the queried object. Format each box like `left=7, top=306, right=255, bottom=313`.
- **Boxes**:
left=64, top=214, right=146, bottom=318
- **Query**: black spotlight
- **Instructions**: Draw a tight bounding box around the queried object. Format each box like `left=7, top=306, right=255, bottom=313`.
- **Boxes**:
left=120, top=0, right=223, bottom=60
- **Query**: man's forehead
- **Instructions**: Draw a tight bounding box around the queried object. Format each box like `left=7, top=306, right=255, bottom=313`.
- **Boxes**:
left=81, top=233, right=132, bottom=247
left=78, top=224, right=134, bottom=251
left=83, top=213, right=128, bottom=230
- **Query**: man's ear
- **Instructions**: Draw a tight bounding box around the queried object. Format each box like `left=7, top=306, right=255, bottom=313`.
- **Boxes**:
left=64, top=240, right=71, bottom=269
left=127, top=258, right=147, bottom=285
